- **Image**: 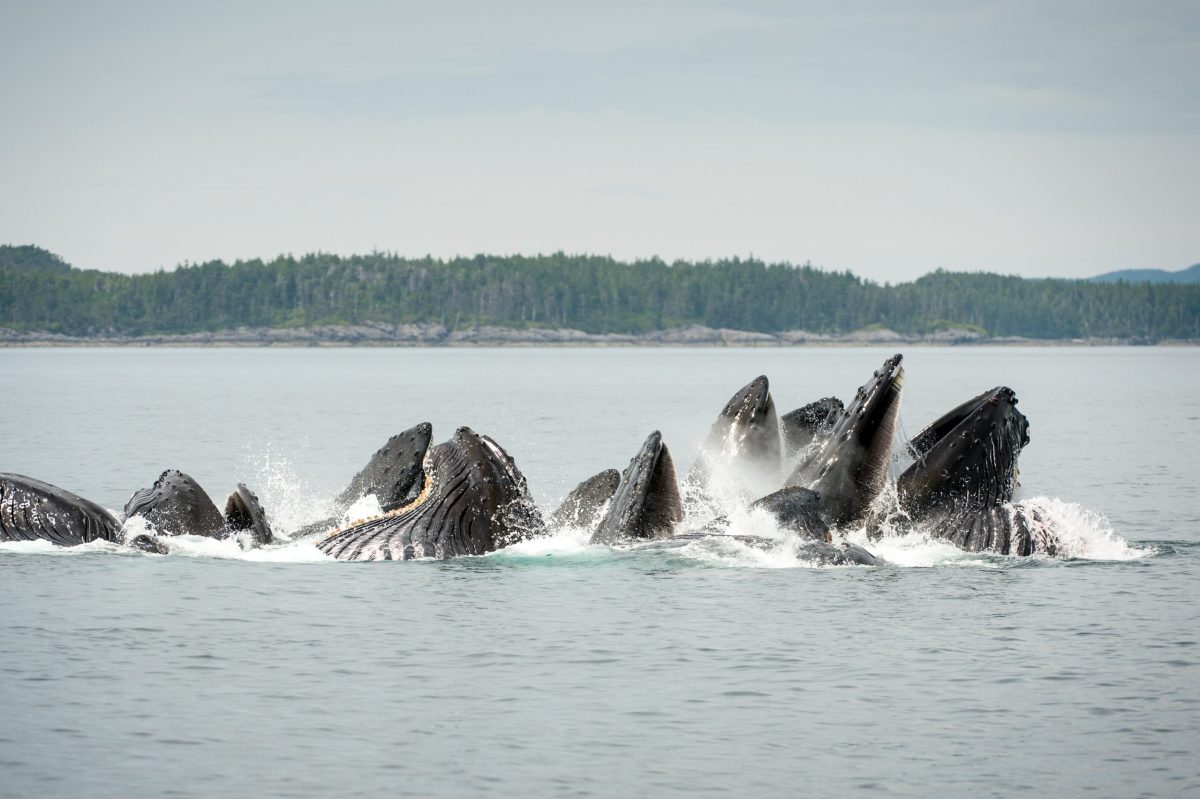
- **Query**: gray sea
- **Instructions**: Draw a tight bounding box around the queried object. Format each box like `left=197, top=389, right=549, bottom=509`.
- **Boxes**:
left=2, top=347, right=1197, bottom=798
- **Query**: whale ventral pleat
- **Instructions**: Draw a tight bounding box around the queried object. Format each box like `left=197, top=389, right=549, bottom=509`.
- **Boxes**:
left=317, top=426, right=541, bottom=561
left=641, top=441, right=683, bottom=538
left=0, top=472, right=124, bottom=546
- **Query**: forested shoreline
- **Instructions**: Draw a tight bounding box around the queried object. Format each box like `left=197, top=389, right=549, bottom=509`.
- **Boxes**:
left=1, top=245, right=1196, bottom=341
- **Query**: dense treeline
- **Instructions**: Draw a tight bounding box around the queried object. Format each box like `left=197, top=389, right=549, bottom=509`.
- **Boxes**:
left=1, top=246, right=1197, bottom=339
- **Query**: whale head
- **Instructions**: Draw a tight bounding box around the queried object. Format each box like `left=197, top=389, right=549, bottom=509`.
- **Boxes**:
left=318, top=426, right=543, bottom=560
left=336, top=422, right=433, bottom=512
left=592, top=431, right=683, bottom=544
left=787, top=354, right=905, bottom=527
left=898, top=386, right=1030, bottom=519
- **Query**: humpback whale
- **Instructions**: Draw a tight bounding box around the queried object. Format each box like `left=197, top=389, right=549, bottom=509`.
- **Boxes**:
left=1, top=473, right=124, bottom=546
left=223, top=483, right=275, bottom=547
left=749, top=487, right=831, bottom=542
left=639, top=532, right=879, bottom=566
left=0, top=472, right=167, bottom=553
left=683, top=484, right=878, bottom=565
left=787, top=354, right=904, bottom=527
left=549, top=469, right=620, bottom=529
left=124, top=469, right=274, bottom=546
left=591, top=431, right=683, bottom=544
left=318, top=427, right=543, bottom=560
left=125, top=470, right=225, bottom=537
left=686, top=375, right=782, bottom=492
left=336, top=423, right=433, bottom=513
left=289, top=422, right=433, bottom=539
left=589, top=398, right=882, bottom=564
left=780, top=397, right=844, bottom=458
left=896, top=386, right=1053, bottom=555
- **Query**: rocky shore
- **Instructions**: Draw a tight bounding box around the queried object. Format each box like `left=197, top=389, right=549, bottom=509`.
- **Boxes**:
left=0, top=323, right=1184, bottom=347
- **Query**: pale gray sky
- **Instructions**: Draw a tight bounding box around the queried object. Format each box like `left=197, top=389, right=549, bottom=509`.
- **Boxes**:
left=1, top=0, right=1197, bottom=282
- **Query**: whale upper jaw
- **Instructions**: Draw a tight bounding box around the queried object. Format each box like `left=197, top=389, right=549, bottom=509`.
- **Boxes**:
left=688, top=375, right=782, bottom=497
left=720, top=375, right=772, bottom=426
left=786, top=354, right=905, bottom=527
left=336, top=422, right=433, bottom=513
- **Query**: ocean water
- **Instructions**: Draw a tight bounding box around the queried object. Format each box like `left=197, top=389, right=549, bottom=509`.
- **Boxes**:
left=2, top=347, right=1197, bottom=797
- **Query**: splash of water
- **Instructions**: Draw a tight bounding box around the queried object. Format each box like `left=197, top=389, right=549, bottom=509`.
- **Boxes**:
left=239, top=444, right=339, bottom=536
left=1018, top=495, right=1152, bottom=560
left=4, top=442, right=1152, bottom=567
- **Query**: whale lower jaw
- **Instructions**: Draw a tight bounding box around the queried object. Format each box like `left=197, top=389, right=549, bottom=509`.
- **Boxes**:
left=0, top=473, right=124, bottom=546
left=318, top=427, right=543, bottom=561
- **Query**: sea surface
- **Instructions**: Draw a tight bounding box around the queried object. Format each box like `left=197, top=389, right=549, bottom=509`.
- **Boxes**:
left=2, top=347, right=1197, bottom=798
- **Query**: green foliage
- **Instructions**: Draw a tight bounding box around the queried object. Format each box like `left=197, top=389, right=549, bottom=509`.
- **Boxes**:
left=0, top=245, right=71, bottom=275
left=0, top=251, right=1197, bottom=339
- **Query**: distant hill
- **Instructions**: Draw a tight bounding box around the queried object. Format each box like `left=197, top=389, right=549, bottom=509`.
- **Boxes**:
left=1091, top=263, right=1200, bottom=284
left=0, top=245, right=72, bottom=275
left=1, top=248, right=1197, bottom=340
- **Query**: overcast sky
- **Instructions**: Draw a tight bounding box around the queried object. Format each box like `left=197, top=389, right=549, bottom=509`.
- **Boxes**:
left=1, top=1, right=1196, bottom=282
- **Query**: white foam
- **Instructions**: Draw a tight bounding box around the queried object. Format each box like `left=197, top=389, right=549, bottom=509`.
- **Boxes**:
left=494, top=523, right=595, bottom=557
left=1019, top=495, right=1152, bottom=561
left=841, top=525, right=993, bottom=568
left=668, top=534, right=821, bottom=569
left=120, top=498, right=334, bottom=560
left=148, top=533, right=333, bottom=562
left=0, top=538, right=129, bottom=556
left=240, top=446, right=341, bottom=538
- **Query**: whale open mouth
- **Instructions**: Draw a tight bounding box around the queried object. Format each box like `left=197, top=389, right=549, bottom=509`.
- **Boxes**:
left=592, top=431, right=683, bottom=544
left=688, top=375, right=782, bottom=497
left=336, top=422, right=432, bottom=512
left=317, top=426, right=542, bottom=561
left=223, top=483, right=274, bottom=546
left=786, top=354, right=905, bottom=526
left=899, top=386, right=1030, bottom=517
